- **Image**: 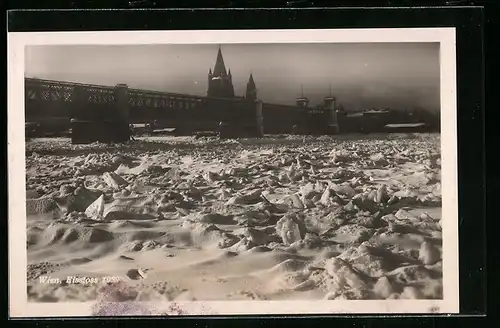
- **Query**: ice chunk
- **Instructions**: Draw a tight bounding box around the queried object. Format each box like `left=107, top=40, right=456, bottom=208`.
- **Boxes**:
left=276, top=214, right=306, bottom=246
left=103, top=172, right=129, bottom=190
left=85, top=194, right=105, bottom=220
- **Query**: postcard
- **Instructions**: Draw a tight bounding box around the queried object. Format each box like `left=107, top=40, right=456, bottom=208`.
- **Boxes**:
left=8, top=27, right=458, bottom=317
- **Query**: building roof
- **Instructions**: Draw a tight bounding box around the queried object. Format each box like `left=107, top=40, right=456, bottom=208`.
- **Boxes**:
left=364, top=109, right=390, bottom=114
left=385, top=123, right=426, bottom=128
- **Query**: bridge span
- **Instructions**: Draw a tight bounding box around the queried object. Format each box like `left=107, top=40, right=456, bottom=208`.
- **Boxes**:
left=24, top=77, right=338, bottom=143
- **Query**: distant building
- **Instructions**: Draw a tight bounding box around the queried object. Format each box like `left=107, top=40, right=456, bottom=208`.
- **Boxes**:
left=295, top=85, right=310, bottom=108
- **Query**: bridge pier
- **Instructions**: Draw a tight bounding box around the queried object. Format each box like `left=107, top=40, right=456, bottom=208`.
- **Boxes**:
left=255, top=100, right=264, bottom=137
left=71, top=83, right=130, bottom=144
left=113, top=83, right=131, bottom=142
left=218, top=100, right=264, bottom=139
left=323, top=96, right=339, bottom=134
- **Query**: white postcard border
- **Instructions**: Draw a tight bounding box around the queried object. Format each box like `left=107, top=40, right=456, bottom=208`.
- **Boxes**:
left=8, top=28, right=458, bottom=317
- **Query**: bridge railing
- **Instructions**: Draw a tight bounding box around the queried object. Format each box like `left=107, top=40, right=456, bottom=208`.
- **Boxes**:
left=25, top=78, right=336, bottom=139
left=25, top=78, right=266, bottom=138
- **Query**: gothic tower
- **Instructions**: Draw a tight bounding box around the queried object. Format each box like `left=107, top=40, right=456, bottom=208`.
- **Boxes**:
left=207, top=47, right=235, bottom=98
left=245, top=73, right=257, bottom=101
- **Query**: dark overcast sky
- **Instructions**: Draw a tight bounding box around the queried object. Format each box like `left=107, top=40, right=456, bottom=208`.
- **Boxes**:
left=25, top=43, right=440, bottom=112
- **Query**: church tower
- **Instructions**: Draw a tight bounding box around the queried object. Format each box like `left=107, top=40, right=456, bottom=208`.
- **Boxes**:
left=245, top=73, right=257, bottom=101
left=207, top=46, right=235, bottom=98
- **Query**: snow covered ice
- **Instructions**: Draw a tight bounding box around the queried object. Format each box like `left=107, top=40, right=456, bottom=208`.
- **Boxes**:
left=25, top=133, right=443, bottom=302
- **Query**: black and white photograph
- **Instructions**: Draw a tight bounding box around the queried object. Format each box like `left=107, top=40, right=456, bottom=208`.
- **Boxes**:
left=8, top=28, right=459, bottom=316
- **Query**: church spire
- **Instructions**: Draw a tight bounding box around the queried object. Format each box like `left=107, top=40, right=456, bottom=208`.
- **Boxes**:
left=248, top=73, right=255, bottom=87
left=207, top=46, right=235, bottom=98
left=213, top=46, right=227, bottom=76
left=246, top=73, right=257, bottom=101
